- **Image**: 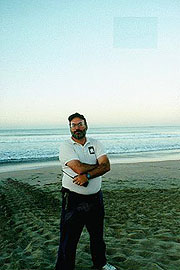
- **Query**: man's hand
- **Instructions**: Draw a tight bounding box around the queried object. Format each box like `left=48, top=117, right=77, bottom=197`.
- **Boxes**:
left=73, top=174, right=88, bottom=186
left=68, top=155, right=110, bottom=185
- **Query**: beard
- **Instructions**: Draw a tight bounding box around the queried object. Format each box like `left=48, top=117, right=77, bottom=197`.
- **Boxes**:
left=71, top=129, right=86, bottom=140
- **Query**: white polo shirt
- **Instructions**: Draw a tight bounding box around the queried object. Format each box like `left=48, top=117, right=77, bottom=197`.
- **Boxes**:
left=59, top=137, right=107, bottom=195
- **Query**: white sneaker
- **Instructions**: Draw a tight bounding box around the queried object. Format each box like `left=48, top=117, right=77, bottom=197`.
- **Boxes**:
left=101, top=263, right=117, bottom=270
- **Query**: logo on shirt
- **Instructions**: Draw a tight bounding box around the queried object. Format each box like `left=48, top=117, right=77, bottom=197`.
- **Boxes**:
left=88, top=146, right=95, bottom=154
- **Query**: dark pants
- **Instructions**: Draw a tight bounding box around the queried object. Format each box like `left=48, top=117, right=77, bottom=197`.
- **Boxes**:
left=55, top=189, right=107, bottom=270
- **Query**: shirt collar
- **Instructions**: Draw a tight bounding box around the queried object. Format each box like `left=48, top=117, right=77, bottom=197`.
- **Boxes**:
left=70, top=137, right=90, bottom=146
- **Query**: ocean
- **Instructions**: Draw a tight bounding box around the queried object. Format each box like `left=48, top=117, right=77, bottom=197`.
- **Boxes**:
left=0, top=126, right=180, bottom=172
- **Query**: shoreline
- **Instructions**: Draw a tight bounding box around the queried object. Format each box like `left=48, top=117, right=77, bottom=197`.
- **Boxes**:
left=0, top=150, right=180, bottom=173
left=0, top=159, right=180, bottom=190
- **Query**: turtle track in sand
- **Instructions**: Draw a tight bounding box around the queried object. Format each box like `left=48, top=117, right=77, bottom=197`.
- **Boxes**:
left=0, top=178, right=61, bottom=270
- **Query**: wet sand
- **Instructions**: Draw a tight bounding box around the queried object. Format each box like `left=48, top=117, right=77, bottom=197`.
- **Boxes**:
left=0, top=160, right=180, bottom=270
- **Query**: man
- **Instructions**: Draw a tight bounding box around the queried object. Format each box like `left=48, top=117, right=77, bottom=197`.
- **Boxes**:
left=55, top=112, right=117, bottom=270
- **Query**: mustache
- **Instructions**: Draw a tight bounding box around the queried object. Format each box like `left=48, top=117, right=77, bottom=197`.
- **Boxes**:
left=74, top=130, right=82, bottom=133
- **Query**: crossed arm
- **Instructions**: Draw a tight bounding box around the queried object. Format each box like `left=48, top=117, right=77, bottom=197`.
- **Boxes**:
left=66, top=155, right=110, bottom=186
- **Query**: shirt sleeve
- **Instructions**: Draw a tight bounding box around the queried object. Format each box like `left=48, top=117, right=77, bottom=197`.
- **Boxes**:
left=95, top=140, right=107, bottom=159
left=59, top=141, right=80, bottom=167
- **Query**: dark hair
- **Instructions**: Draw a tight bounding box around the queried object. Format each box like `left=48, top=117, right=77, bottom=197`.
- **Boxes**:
left=68, top=112, right=88, bottom=127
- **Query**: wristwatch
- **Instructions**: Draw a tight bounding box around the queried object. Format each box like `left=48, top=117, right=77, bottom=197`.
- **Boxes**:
left=86, top=172, right=91, bottom=180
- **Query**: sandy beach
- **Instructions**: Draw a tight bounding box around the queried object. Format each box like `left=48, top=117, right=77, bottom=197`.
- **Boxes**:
left=0, top=160, right=180, bottom=270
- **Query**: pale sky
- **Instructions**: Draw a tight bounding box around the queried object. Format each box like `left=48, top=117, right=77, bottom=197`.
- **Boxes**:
left=1, top=0, right=180, bottom=128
